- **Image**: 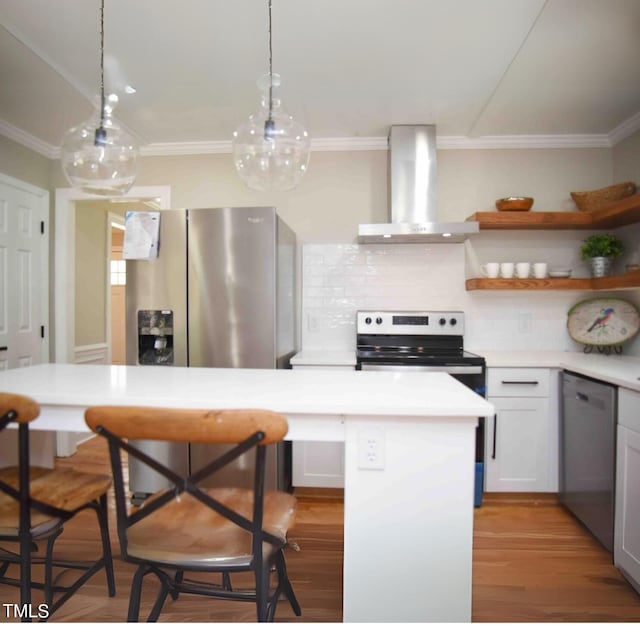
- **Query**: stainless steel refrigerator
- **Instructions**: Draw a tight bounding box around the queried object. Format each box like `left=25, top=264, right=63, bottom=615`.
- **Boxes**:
left=125, top=207, right=297, bottom=502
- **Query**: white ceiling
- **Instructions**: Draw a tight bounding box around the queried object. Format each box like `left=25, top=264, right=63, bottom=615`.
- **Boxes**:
left=1, top=0, right=640, bottom=158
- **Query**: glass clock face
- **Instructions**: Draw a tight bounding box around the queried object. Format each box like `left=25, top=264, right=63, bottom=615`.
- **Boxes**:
left=567, top=298, right=640, bottom=346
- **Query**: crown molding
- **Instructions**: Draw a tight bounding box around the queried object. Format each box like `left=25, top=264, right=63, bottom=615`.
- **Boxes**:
left=438, top=134, right=611, bottom=149
left=141, top=140, right=231, bottom=156
left=139, top=133, right=613, bottom=155
left=0, top=119, right=59, bottom=159
left=311, top=137, right=388, bottom=151
left=608, top=111, right=640, bottom=146
left=139, top=136, right=388, bottom=156
left=4, top=119, right=640, bottom=160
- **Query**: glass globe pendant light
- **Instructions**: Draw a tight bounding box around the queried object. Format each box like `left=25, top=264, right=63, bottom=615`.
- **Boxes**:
left=60, top=0, right=138, bottom=196
left=232, top=0, right=310, bottom=191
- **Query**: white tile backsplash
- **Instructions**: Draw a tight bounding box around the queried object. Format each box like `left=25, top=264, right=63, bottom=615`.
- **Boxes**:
left=300, top=243, right=640, bottom=356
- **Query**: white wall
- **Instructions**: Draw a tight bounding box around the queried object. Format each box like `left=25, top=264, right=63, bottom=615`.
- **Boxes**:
left=301, top=231, right=640, bottom=357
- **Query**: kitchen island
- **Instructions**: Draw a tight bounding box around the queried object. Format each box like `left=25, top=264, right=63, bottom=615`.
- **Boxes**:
left=0, top=363, right=493, bottom=623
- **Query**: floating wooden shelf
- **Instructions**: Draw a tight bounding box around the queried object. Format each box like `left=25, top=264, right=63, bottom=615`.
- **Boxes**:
left=466, top=271, right=640, bottom=291
left=466, top=193, right=640, bottom=230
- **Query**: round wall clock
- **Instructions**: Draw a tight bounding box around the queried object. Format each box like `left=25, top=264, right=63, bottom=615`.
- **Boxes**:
left=567, top=297, right=640, bottom=351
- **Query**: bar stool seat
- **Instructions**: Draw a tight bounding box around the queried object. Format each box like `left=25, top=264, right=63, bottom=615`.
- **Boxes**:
left=0, top=466, right=112, bottom=535
left=0, top=391, right=115, bottom=621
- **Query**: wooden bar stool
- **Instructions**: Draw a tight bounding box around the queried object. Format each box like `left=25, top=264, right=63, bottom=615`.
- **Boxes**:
left=85, top=405, right=301, bottom=622
left=0, top=392, right=115, bottom=621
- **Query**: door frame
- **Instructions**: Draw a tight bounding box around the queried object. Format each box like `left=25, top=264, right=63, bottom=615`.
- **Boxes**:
left=54, top=185, right=171, bottom=364
left=106, top=212, right=126, bottom=364
left=0, top=172, right=50, bottom=366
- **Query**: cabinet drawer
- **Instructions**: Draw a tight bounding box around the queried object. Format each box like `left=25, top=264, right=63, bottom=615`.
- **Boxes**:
left=487, top=368, right=549, bottom=397
left=619, top=388, right=640, bottom=434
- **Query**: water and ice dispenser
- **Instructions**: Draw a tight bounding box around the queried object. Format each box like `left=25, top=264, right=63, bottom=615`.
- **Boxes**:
left=137, top=309, right=174, bottom=365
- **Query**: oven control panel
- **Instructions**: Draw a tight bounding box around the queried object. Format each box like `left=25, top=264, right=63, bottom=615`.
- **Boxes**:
left=357, top=311, right=464, bottom=335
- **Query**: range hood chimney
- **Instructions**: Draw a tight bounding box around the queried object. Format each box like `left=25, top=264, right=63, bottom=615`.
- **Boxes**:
left=358, top=125, right=479, bottom=243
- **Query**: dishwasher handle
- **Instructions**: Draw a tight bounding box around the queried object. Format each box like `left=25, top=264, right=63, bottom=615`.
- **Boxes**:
left=491, top=415, right=497, bottom=459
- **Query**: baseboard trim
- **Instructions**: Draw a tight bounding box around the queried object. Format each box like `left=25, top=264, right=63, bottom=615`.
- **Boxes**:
left=482, top=492, right=560, bottom=506
left=293, top=487, right=344, bottom=501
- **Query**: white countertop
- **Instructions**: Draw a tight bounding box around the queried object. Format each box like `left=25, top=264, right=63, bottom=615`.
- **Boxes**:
left=479, top=350, right=640, bottom=391
left=290, top=350, right=357, bottom=367
left=0, top=364, right=493, bottom=424
left=292, top=348, right=640, bottom=392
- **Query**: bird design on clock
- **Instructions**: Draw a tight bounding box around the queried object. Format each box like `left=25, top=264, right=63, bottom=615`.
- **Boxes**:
left=587, top=307, right=614, bottom=333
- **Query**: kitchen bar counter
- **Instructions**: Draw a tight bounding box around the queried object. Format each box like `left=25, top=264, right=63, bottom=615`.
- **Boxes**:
left=0, top=363, right=493, bottom=623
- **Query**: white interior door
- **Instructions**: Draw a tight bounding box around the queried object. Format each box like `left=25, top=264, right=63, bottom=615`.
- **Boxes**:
left=0, top=174, right=49, bottom=370
left=0, top=173, right=52, bottom=467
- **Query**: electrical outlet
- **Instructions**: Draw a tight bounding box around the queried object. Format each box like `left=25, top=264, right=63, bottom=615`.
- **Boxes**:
left=518, top=311, right=532, bottom=334
left=358, top=426, right=385, bottom=470
left=307, top=313, right=319, bottom=332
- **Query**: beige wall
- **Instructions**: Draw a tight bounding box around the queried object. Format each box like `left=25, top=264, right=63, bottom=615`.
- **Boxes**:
left=0, top=135, right=51, bottom=190
left=94, top=145, right=612, bottom=244
left=438, top=147, right=612, bottom=217
left=75, top=201, right=108, bottom=346
left=1, top=129, right=638, bottom=355
left=9, top=131, right=623, bottom=246
left=613, top=129, right=640, bottom=186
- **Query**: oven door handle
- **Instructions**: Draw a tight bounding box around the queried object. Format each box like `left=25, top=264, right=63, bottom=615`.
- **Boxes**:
left=359, top=363, right=484, bottom=374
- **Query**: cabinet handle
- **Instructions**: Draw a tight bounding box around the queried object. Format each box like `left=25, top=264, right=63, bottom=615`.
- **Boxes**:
left=501, top=380, right=539, bottom=385
left=0, top=346, right=7, bottom=351
left=491, top=415, right=497, bottom=459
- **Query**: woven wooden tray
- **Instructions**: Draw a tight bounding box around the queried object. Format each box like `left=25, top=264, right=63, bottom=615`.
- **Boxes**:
left=571, top=181, right=636, bottom=211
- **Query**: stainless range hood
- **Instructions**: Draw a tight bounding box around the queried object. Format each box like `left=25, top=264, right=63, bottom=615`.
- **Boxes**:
left=358, top=125, right=479, bottom=244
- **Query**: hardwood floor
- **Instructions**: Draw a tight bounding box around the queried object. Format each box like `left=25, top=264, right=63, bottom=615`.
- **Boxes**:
left=1, top=436, right=639, bottom=623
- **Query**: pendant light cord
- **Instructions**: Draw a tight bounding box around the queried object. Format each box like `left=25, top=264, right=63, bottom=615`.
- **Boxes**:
left=264, top=0, right=275, bottom=137
left=95, top=0, right=107, bottom=145
left=268, top=0, right=273, bottom=116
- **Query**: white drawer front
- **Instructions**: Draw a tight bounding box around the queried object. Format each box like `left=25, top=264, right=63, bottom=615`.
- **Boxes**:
left=488, top=368, right=550, bottom=397
left=619, top=388, right=640, bottom=434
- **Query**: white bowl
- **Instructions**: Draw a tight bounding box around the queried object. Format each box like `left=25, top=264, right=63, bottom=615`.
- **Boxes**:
left=549, top=269, right=572, bottom=278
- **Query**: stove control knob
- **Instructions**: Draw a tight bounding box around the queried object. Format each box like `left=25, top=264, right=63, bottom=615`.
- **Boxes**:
left=376, top=317, right=383, bottom=325
left=365, top=316, right=372, bottom=325
left=439, top=318, right=446, bottom=326
left=450, top=318, right=457, bottom=326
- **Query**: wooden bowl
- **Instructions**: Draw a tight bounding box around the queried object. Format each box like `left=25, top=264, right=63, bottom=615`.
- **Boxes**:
left=495, top=197, right=534, bottom=212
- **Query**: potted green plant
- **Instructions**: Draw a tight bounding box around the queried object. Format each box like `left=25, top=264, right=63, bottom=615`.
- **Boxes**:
left=580, top=233, right=625, bottom=277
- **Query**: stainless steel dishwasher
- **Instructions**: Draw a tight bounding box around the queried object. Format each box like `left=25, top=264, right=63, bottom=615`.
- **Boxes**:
left=560, top=370, right=617, bottom=552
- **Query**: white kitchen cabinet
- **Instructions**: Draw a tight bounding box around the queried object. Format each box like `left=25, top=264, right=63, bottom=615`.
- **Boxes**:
left=485, top=367, right=558, bottom=492
left=291, top=362, right=349, bottom=488
left=615, top=388, right=640, bottom=594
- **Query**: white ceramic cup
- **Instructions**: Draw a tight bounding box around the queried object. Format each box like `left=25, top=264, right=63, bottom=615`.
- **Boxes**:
left=481, top=262, right=500, bottom=278
left=499, top=262, right=515, bottom=278
left=533, top=262, right=548, bottom=278
left=516, top=262, right=531, bottom=278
